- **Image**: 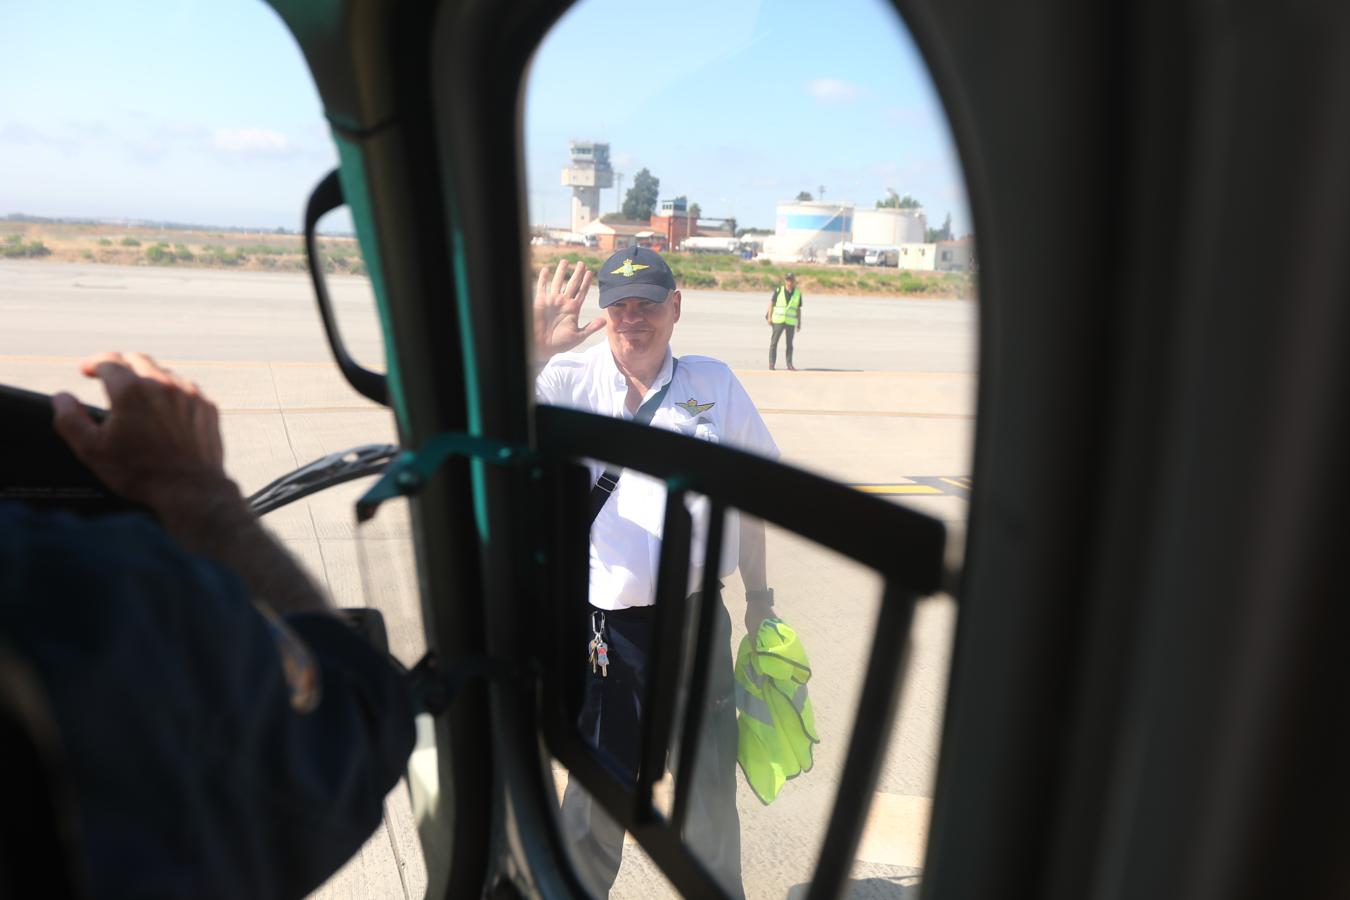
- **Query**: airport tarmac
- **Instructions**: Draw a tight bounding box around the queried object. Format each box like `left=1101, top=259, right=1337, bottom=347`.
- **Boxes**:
left=0, top=261, right=977, bottom=899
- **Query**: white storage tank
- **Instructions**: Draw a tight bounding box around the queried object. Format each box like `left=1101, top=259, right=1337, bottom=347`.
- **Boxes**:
left=767, top=201, right=854, bottom=261
left=852, top=207, right=928, bottom=246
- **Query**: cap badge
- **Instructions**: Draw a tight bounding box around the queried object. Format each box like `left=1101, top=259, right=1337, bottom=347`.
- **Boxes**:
left=677, top=398, right=715, bottom=415
left=610, top=258, right=650, bottom=277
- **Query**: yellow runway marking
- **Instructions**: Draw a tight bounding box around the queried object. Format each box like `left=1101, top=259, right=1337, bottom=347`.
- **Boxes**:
left=853, top=477, right=972, bottom=498
left=854, top=484, right=943, bottom=495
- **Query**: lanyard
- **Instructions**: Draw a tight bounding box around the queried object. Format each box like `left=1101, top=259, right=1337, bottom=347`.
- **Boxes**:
left=587, top=358, right=679, bottom=525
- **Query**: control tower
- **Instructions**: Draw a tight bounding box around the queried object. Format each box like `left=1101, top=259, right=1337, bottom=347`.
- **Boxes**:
left=561, top=140, right=614, bottom=233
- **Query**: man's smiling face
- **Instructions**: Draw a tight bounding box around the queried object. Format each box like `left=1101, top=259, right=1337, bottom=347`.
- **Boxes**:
left=605, top=291, right=682, bottom=369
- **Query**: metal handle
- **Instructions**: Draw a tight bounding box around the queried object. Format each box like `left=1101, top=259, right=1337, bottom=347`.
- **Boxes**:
left=304, top=169, right=388, bottom=406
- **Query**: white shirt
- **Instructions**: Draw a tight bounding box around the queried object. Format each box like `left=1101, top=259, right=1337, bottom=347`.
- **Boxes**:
left=536, top=343, right=779, bottom=610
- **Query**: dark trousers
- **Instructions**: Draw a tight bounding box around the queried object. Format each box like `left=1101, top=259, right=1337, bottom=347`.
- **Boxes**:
left=560, top=600, right=743, bottom=898
left=769, top=322, right=795, bottom=367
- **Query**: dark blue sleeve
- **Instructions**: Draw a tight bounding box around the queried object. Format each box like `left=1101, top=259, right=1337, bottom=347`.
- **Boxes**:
left=0, top=505, right=416, bottom=900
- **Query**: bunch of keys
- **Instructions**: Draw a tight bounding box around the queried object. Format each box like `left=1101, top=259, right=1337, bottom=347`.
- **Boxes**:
left=588, top=610, right=610, bottom=677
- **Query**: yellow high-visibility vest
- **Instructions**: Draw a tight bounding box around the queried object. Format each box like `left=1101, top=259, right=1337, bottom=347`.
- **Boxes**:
left=735, top=618, right=819, bottom=804
left=770, top=286, right=802, bottom=327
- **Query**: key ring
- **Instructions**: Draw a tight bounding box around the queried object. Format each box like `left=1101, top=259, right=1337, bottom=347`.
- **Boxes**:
left=591, top=610, right=605, bottom=635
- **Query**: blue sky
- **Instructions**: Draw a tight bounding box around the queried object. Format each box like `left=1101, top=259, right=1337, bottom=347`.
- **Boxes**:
left=526, top=0, right=970, bottom=233
left=2, top=0, right=970, bottom=235
left=2, top=1, right=336, bottom=229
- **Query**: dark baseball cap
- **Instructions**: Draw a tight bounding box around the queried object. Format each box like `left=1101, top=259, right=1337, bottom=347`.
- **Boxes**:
left=597, top=246, right=677, bottom=308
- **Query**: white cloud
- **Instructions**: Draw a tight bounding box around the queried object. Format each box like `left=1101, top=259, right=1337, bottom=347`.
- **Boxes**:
left=805, top=78, right=862, bottom=104
left=213, top=128, right=290, bottom=155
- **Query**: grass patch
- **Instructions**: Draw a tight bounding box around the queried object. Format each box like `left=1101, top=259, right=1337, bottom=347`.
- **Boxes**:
left=1, top=240, right=52, bottom=259
left=200, top=244, right=246, bottom=266
left=145, top=242, right=175, bottom=264
left=119, top=237, right=141, bottom=247
left=680, top=271, right=718, bottom=288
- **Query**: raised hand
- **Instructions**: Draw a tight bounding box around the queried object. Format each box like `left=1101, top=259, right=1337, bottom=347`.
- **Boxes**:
left=533, top=259, right=605, bottom=360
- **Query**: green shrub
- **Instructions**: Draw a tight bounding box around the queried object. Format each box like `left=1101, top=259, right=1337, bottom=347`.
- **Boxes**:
left=145, top=243, right=175, bottom=264
left=4, top=234, right=23, bottom=245
left=680, top=271, right=718, bottom=288
left=173, top=243, right=194, bottom=261
left=1, top=240, right=51, bottom=259
left=237, top=243, right=290, bottom=256
left=199, top=244, right=244, bottom=265
left=120, top=237, right=141, bottom=247
left=97, top=237, right=113, bottom=246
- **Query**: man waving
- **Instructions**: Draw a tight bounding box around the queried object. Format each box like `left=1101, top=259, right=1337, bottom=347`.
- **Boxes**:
left=533, top=248, right=779, bottom=898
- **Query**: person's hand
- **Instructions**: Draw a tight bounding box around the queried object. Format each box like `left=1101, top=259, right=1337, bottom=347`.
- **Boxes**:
left=51, top=352, right=236, bottom=519
left=534, top=259, right=604, bottom=360
left=745, top=595, right=775, bottom=636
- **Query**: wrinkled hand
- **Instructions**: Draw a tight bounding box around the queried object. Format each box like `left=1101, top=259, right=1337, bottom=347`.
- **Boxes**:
left=534, top=260, right=604, bottom=360
left=51, top=352, right=233, bottom=517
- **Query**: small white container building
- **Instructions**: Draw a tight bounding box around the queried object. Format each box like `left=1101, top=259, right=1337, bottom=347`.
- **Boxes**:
left=897, top=243, right=938, bottom=271
left=936, top=238, right=977, bottom=272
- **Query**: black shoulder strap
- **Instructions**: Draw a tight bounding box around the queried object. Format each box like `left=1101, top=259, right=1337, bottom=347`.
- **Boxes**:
left=588, top=358, right=679, bottom=525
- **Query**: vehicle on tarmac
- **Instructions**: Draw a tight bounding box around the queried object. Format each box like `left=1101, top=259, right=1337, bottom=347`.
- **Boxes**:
left=862, top=248, right=899, bottom=267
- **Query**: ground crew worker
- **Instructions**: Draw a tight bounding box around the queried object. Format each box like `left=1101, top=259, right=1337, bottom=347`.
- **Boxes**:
left=765, top=272, right=803, bottom=371
left=0, top=352, right=414, bottom=898
left=534, top=248, right=780, bottom=898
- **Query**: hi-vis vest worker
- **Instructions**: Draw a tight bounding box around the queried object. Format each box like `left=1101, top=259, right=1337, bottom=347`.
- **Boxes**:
left=770, top=285, right=803, bottom=327
left=734, top=617, right=820, bottom=804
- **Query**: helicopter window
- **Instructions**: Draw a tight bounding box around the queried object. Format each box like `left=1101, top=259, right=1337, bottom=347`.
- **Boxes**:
left=523, top=0, right=976, bottom=894
left=1, top=3, right=417, bottom=896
